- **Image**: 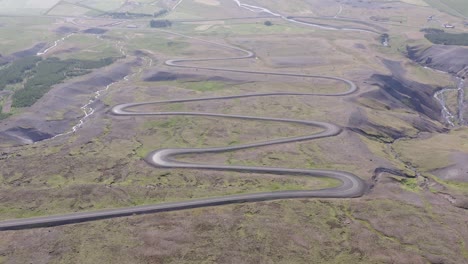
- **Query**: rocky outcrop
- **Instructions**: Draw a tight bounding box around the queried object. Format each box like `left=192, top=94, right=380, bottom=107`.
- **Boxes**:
left=407, top=45, right=468, bottom=77
left=348, top=59, right=446, bottom=142
left=370, top=74, right=442, bottom=121
left=368, top=60, right=442, bottom=121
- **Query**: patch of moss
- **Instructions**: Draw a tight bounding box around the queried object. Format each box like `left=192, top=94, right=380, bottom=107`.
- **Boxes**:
left=399, top=178, right=420, bottom=192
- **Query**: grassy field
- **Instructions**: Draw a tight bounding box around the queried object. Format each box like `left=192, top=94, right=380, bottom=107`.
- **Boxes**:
left=0, top=28, right=369, bottom=220
left=442, top=0, right=468, bottom=16
left=393, top=129, right=468, bottom=171
left=47, top=2, right=98, bottom=17
left=176, top=20, right=313, bottom=36
left=114, top=30, right=191, bottom=55
left=401, top=0, right=429, bottom=6
left=76, top=0, right=123, bottom=11
left=46, top=0, right=160, bottom=16
left=49, top=34, right=122, bottom=60
left=0, top=17, right=56, bottom=54
left=424, top=0, right=468, bottom=17
left=0, top=0, right=60, bottom=15
left=244, top=0, right=315, bottom=14
left=0, top=109, right=342, bottom=220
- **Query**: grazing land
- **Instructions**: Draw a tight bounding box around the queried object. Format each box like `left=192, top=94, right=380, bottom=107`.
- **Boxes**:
left=425, top=0, right=468, bottom=17
left=0, top=0, right=467, bottom=263
left=0, top=0, right=60, bottom=15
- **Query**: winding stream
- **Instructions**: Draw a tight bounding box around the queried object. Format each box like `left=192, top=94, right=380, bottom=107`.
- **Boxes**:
left=434, top=77, right=465, bottom=126
left=49, top=41, right=130, bottom=140
left=36, top=33, right=74, bottom=56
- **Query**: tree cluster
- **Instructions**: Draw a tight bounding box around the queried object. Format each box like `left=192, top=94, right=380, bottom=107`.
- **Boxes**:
left=154, top=9, right=168, bottom=18
left=0, top=112, right=11, bottom=120
left=12, top=57, right=115, bottom=108
left=150, top=19, right=172, bottom=28
left=423, top=29, right=468, bottom=46
left=420, top=28, right=445, bottom=34
left=0, top=56, right=41, bottom=91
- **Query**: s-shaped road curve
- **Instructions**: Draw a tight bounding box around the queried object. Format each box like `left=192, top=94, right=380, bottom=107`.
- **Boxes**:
left=0, top=30, right=367, bottom=231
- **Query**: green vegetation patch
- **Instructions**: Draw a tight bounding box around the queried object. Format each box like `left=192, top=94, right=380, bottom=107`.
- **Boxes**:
left=0, top=56, right=41, bottom=91
left=399, top=178, right=421, bottom=192
left=0, top=112, right=12, bottom=120
left=422, top=28, right=468, bottom=46
left=0, top=17, right=56, bottom=54
left=4, top=56, right=115, bottom=108
left=393, top=129, right=468, bottom=172
left=150, top=19, right=172, bottom=28
left=182, top=81, right=226, bottom=92
left=191, top=21, right=311, bottom=36
left=126, top=35, right=189, bottom=54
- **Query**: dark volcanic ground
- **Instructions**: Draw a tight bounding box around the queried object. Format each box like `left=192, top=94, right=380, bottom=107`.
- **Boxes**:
left=407, top=45, right=468, bottom=77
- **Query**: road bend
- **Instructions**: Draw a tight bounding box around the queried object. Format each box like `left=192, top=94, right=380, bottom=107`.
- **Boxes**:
left=0, top=15, right=368, bottom=232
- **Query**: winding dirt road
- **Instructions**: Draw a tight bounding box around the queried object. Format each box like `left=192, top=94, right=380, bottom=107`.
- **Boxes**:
left=0, top=30, right=367, bottom=231
left=0, top=2, right=370, bottom=230
left=115, top=30, right=366, bottom=198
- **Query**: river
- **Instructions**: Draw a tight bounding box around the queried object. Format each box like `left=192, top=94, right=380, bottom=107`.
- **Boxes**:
left=433, top=77, right=465, bottom=126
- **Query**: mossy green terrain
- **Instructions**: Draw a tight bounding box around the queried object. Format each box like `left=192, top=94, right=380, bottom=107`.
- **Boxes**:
left=393, top=129, right=468, bottom=172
